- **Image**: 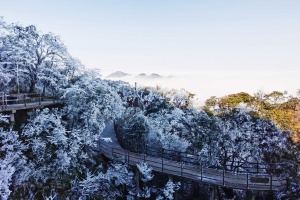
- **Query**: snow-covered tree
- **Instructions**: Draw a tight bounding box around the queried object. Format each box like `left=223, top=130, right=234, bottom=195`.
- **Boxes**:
left=18, top=108, right=74, bottom=198
left=0, top=115, right=26, bottom=200
left=0, top=17, right=13, bottom=92
left=277, top=175, right=300, bottom=200
left=62, top=71, right=124, bottom=147
left=116, top=87, right=195, bottom=158
left=186, top=110, right=220, bottom=156
left=76, top=163, right=135, bottom=199
left=199, top=106, right=287, bottom=173
left=116, top=111, right=150, bottom=152
left=0, top=18, right=81, bottom=93
left=9, top=97, right=124, bottom=199
left=163, top=88, right=195, bottom=109
left=147, top=108, right=191, bottom=154
left=0, top=113, right=8, bottom=124
left=135, top=162, right=155, bottom=198
left=276, top=140, right=300, bottom=199
left=137, top=162, right=154, bottom=183
left=156, top=179, right=180, bottom=200
left=0, top=130, right=17, bottom=199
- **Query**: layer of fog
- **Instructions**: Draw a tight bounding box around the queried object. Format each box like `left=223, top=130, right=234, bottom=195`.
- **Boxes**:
left=104, top=71, right=300, bottom=105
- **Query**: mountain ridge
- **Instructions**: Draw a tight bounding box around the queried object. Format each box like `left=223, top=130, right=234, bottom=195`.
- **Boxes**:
left=106, top=71, right=130, bottom=78
left=106, top=71, right=170, bottom=79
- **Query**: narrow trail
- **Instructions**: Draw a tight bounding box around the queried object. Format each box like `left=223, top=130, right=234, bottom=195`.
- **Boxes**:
left=100, top=123, right=121, bottom=148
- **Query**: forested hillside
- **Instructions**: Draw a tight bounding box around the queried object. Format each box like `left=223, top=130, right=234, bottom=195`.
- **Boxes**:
left=203, top=91, right=300, bottom=143
left=1, top=17, right=300, bottom=199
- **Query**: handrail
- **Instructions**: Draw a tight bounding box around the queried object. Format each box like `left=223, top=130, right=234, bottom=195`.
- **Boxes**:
left=98, top=139, right=285, bottom=191
left=114, top=126, right=294, bottom=175
left=0, top=92, right=59, bottom=111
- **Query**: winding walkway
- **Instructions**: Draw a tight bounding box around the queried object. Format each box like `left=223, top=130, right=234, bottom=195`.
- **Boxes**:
left=98, top=124, right=284, bottom=191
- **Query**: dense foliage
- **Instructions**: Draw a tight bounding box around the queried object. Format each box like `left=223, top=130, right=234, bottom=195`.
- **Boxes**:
left=204, top=91, right=300, bottom=143
left=0, top=18, right=181, bottom=199
left=0, top=17, right=81, bottom=95
left=1, top=17, right=299, bottom=199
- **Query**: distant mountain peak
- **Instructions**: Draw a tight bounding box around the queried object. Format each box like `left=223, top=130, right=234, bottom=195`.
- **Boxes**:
left=107, top=71, right=171, bottom=80
left=149, top=73, right=162, bottom=78
left=106, top=71, right=130, bottom=78
left=135, top=73, right=163, bottom=79
left=135, top=73, right=147, bottom=78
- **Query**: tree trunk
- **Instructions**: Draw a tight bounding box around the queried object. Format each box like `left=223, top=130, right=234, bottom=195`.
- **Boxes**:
left=42, top=84, right=46, bottom=97
left=29, top=73, right=37, bottom=93
left=29, top=81, right=35, bottom=93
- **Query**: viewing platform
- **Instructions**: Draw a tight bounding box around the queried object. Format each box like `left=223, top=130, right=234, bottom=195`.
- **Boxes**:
left=0, top=92, right=61, bottom=123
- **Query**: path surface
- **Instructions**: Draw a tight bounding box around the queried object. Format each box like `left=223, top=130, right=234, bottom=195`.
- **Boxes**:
left=99, top=124, right=284, bottom=191
left=100, top=123, right=121, bottom=148
left=1, top=100, right=59, bottom=112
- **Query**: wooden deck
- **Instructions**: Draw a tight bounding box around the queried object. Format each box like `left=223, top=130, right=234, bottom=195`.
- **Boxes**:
left=0, top=93, right=59, bottom=112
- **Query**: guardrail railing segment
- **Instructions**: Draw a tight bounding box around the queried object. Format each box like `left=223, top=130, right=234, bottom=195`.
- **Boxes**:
left=114, top=127, right=295, bottom=176
left=0, top=92, right=59, bottom=111
left=98, top=140, right=285, bottom=191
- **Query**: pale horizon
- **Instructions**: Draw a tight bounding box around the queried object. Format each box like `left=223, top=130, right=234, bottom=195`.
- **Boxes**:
left=105, top=70, right=300, bottom=104
left=1, top=0, right=299, bottom=98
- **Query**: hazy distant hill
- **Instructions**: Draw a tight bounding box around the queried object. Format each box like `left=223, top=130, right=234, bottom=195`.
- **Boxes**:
left=149, top=73, right=162, bottom=78
left=135, top=73, right=147, bottom=78
left=135, top=73, right=163, bottom=79
left=106, top=71, right=130, bottom=78
left=106, top=71, right=172, bottom=80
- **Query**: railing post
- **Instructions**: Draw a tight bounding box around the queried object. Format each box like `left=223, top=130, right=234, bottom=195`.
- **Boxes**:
left=39, top=93, right=41, bottom=105
left=270, top=175, right=273, bottom=190
left=144, top=154, right=146, bottom=162
left=247, top=173, right=249, bottom=189
left=1, top=93, right=2, bottom=109
left=128, top=151, right=130, bottom=164
left=181, top=162, right=183, bottom=177
left=24, top=94, right=27, bottom=107
left=200, top=163, right=203, bottom=181
left=162, top=154, right=164, bottom=173
left=223, top=169, right=225, bottom=186
left=2, top=93, right=4, bottom=107
left=111, top=147, right=114, bottom=158
left=257, top=161, right=259, bottom=174
left=237, top=161, right=239, bottom=174
left=124, top=149, right=127, bottom=163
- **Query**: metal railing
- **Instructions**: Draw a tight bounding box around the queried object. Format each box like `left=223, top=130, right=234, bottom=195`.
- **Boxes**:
left=114, top=126, right=293, bottom=175
left=98, top=139, right=285, bottom=191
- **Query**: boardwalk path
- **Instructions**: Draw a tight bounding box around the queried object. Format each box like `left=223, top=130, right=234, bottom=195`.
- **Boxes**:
left=1, top=93, right=59, bottom=112
left=98, top=124, right=284, bottom=191
left=0, top=100, right=59, bottom=112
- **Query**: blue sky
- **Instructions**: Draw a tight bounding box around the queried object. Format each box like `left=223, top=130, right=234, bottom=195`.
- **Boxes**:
left=1, top=0, right=299, bottom=76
